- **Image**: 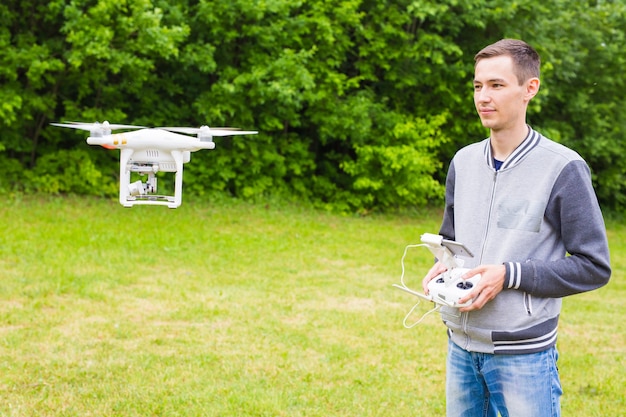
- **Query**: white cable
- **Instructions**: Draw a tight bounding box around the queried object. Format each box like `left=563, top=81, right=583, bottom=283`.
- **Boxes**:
left=396, top=243, right=442, bottom=327
left=399, top=244, right=427, bottom=287
left=402, top=301, right=441, bottom=328
left=395, top=242, right=463, bottom=324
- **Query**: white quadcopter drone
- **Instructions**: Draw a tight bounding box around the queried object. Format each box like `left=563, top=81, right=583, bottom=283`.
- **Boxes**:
left=51, top=121, right=257, bottom=208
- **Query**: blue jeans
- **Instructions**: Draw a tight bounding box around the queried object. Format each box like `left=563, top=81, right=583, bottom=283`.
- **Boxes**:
left=446, top=339, right=562, bottom=417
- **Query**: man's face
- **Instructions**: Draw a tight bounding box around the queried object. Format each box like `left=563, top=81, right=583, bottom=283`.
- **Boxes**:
left=473, top=55, right=535, bottom=132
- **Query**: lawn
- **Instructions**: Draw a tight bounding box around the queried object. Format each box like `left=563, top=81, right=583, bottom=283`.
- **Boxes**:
left=0, top=196, right=624, bottom=416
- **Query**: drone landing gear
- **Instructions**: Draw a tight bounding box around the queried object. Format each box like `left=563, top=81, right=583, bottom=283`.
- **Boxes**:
left=120, top=149, right=184, bottom=208
left=124, top=168, right=182, bottom=209
left=127, top=171, right=175, bottom=205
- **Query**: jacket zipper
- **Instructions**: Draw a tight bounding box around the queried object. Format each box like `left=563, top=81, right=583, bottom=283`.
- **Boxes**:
left=463, top=169, right=499, bottom=348
left=479, top=169, right=499, bottom=261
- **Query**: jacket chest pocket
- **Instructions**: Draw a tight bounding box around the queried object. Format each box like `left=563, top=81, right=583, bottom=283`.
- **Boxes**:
left=497, top=199, right=545, bottom=233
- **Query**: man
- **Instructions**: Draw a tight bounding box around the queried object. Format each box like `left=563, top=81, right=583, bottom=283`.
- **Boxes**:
left=422, top=39, right=611, bottom=417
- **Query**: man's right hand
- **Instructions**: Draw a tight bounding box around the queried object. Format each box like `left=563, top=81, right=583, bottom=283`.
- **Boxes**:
left=422, top=261, right=448, bottom=294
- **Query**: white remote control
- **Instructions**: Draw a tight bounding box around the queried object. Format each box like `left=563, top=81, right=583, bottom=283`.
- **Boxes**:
left=427, top=267, right=481, bottom=308
left=393, top=233, right=481, bottom=308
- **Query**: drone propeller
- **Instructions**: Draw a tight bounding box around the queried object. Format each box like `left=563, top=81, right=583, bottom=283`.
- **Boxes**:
left=158, top=126, right=258, bottom=136
left=51, top=121, right=148, bottom=149
left=50, top=121, right=146, bottom=132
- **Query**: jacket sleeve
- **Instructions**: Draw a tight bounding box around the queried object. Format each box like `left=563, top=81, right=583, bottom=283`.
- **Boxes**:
left=504, top=160, right=611, bottom=297
left=439, top=160, right=456, bottom=242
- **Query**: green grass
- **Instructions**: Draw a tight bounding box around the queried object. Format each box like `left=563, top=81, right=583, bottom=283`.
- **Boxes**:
left=0, top=196, right=624, bottom=416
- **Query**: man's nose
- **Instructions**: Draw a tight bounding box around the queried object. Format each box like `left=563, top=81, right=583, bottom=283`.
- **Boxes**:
left=476, top=88, right=491, bottom=103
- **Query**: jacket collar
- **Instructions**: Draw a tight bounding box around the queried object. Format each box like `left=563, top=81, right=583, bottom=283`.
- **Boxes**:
left=484, top=126, right=542, bottom=170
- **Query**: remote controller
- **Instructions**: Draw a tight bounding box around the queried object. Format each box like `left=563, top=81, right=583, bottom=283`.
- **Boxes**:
left=394, top=233, right=481, bottom=308
left=427, top=267, right=481, bottom=308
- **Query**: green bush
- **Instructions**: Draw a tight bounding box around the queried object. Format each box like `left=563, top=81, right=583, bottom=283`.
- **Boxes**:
left=25, top=149, right=116, bottom=196
left=1, top=0, right=624, bottom=212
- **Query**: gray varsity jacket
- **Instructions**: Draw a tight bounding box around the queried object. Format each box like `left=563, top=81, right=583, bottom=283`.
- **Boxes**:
left=438, top=127, right=611, bottom=354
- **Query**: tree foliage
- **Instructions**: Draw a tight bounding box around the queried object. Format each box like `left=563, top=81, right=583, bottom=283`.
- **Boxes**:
left=0, top=0, right=624, bottom=212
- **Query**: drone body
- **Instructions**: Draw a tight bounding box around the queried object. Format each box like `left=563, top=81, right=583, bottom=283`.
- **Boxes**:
left=51, top=121, right=257, bottom=208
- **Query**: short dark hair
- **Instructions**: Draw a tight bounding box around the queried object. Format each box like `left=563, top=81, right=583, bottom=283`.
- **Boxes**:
left=474, top=39, right=540, bottom=85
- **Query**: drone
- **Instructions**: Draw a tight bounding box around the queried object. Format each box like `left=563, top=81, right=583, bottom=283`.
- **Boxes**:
left=51, top=121, right=257, bottom=208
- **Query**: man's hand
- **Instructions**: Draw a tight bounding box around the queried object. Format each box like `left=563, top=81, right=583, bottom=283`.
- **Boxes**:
left=422, top=261, right=448, bottom=294
left=458, top=264, right=506, bottom=312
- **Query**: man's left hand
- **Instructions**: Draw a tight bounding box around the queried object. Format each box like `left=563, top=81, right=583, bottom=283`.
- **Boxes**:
left=458, top=264, right=506, bottom=312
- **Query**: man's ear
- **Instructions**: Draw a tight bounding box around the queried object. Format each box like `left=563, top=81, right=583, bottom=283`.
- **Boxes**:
left=525, top=77, right=540, bottom=101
